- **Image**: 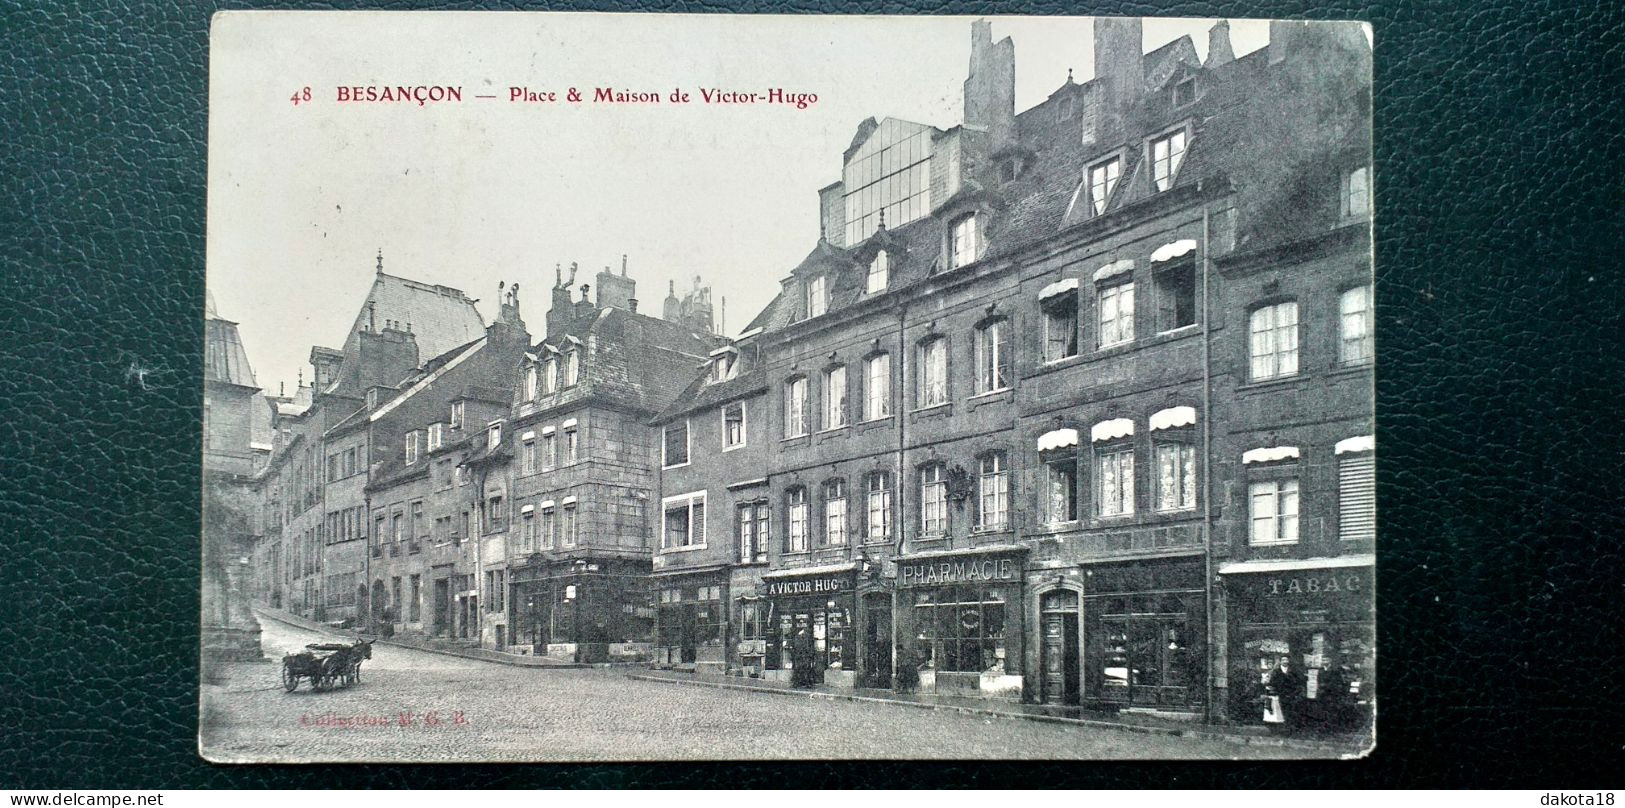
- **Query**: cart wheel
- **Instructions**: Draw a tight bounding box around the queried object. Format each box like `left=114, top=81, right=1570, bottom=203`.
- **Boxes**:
left=282, top=666, right=299, bottom=692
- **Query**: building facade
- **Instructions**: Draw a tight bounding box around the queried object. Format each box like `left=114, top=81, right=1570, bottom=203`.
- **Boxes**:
left=648, top=18, right=1373, bottom=724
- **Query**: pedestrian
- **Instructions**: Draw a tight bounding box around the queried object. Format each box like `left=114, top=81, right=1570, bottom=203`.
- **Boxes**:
left=1262, top=654, right=1304, bottom=732
left=790, top=628, right=818, bottom=688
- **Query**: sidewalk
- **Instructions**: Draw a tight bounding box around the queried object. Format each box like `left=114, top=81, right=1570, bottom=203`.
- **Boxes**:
left=252, top=605, right=585, bottom=669
left=628, top=668, right=1370, bottom=756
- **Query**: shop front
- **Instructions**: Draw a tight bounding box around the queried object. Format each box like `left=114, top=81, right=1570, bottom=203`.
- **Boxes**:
left=895, top=547, right=1026, bottom=701
left=760, top=564, right=858, bottom=688
left=1220, top=555, right=1374, bottom=732
left=507, top=557, right=653, bottom=663
left=1082, top=556, right=1206, bottom=711
left=652, top=565, right=729, bottom=673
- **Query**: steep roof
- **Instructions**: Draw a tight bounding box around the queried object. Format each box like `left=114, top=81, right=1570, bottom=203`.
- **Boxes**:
left=204, top=311, right=257, bottom=388
left=325, top=271, right=484, bottom=395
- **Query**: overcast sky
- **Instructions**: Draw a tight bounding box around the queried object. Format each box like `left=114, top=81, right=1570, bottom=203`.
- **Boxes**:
left=207, top=12, right=1269, bottom=395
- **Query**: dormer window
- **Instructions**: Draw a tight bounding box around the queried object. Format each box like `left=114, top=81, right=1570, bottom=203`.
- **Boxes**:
left=710, top=350, right=738, bottom=383
left=487, top=421, right=503, bottom=449
left=1172, top=77, right=1196, bottom=108
left=1150, top=129, right=1188, bottom=192
left=564, top=350, right=580, bottom=387
left=1087, top=156, right=1122, bottom=217
left=950, top=213, right=980, bottom=269
left=523, top=365, right=538, bottom=401
left=427, top=423, right=444, bottom=451
left=1056, top=95, right=1075, bottom=121
left=449, top=400, right=464, bottom=429
left=866, top=251, right=889, bottom=294
left=404, top=430, right=420, bottom=465
left=999, top=158, right=1023, bottom=183
left=543, top=356, right=558, bottom=394
left=366, top=389, right=380, bottom=410
left=806, top=275, right=828, bottom=319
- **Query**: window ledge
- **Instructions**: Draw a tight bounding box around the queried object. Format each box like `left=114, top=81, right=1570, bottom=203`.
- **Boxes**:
left=1034, top=521, right=1081, bottom=534
left=662, top=461, right=692, bottom=470
left=1156, top=324, right=1200, bottom=338
left=660, top=544, right=708, bottom=554
left=854, top=418, right=894, bottom=435
left=1328, top=361, right=1373, bottom=378
left=722, top=443, right=748, bottom=453
left=967, top=389, right=1014, bottom=412
left=909, top=403, right=953, bottom=423
left=1236, top=374, right=1306, bottom=394
left=1040, top=354, right=1085, bottom=371
left=816, top=424, right=851, bottom=437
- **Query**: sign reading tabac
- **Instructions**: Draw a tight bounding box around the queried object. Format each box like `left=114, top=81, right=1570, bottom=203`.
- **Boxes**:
left=898, top=556, right=1021, bottom=588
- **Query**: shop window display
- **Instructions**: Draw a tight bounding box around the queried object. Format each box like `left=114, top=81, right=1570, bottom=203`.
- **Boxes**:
left=912, top=586, right=1007, bottom=673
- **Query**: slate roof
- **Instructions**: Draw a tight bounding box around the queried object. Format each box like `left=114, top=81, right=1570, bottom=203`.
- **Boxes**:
left=325, top=271, right=485, bottom=396
left=652, top=339, right=769, bottom=424
left=534, top=306, right=724, bottom=418
left=204, top=307, right=258, bottom=388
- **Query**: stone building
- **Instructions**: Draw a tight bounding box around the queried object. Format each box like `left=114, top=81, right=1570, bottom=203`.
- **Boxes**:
left=501, top=262, right=724, bottom=662
left=651, top=17, right=1372, bottom=723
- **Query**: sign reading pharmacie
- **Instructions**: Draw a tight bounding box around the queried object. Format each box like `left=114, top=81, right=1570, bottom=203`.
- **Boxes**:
left=897, top=552, right=1023, bottom=589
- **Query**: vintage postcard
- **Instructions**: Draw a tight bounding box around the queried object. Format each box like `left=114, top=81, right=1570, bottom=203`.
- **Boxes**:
left=200, top=10, right=1374, bottom=762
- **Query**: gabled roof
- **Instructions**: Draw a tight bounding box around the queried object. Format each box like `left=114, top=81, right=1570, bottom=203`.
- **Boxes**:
left=326, top=271, right=485, bottom=396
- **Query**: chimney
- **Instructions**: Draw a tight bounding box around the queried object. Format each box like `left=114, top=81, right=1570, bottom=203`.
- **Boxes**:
left=663, top=279, right=681, bottom=322
left=1092, top=16, right=1144, bottom=139
left=595, top=258, right=637, bottom=311
left=963, top=19, right=1016, bottom=153
left=547, top=263, right=578, bottom=338
left=1206, top=19, right=1235, bottom=68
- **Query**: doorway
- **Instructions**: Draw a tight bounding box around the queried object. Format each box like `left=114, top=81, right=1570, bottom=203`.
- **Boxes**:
left=862, top=592, right=893, bottom=688
left=1040, top=589, right=1081, bottom=705
left=433, top=578, right=450, bottom=637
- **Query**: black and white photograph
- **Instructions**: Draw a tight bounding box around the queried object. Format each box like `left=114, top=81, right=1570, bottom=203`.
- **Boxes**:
left=199, top=10, right=1375, bottom=763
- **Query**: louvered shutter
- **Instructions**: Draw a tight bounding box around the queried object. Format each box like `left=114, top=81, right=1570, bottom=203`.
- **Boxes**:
left=1338, top=455, right=1376, bottom=541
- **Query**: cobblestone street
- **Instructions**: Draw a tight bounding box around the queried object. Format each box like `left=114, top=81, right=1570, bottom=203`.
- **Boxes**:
left=199, top=616, right=1304, bottom=762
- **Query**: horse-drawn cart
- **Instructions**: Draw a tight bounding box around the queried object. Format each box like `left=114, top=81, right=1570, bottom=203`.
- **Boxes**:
left=282, top=640, right=372, bottom=692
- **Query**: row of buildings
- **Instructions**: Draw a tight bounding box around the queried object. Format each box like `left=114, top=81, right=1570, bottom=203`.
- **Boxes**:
left=219, top=17, right=1374, bottom=725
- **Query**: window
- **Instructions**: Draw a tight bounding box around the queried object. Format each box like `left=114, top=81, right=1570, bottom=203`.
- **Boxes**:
left=1043, top=448, right=1078, bottom=525
left=1340, top=285, right=1373, bottom=366
left=391, top=511, right=404, bottom=544
left=486, top=496, right=506, bottom=532
left=740, top=601, right=765, bottom=642
left=1249, top=479, right=1300, bottom=544
left=449, top=401, right=464, bottom=429
left=1172, top=77, right=1196, bottom=107
left=823, top=479, right=848, bottom=546
left=344, top=447, right=357, bottom=477
left=564, top=350, right=580, bottom=387
left=710, top=352, right=737, bottom=383
left=867, top=250, right=889, bottom=294
left=1249, top=302, right=1300, bottom=381
left=917, top=338, right=948, bottom=408
left=540, top=505, right=556, bottom=549
left=1155, top=261, right=1197, bottom=332
left=543, top=357, right=558, bottom=394
left=663, top=420, right=690, bottom=467
left=823, top=366, right=848, bottom=429
left=723, top=402, right=746, bottom=449
left=806, top=276, right=827, bottom=319
left=1341, top=166, right=1371, bottom=218
left=977, top=452, right=1009, bottom=531
left=520, top=508, right=536, bottom=552
left=521, top=435, right=536, bottom=476
left=784, top=377, right=808, bottom=438
left=842, top=118, right=933, bottom=244
left=564, top=425, right=579, bottom=464
left=663, top=493, right=706, bottom=549
left=1044, top=294, right=1079, bottom=363
left=560, top=502, right=577, bottom=547
left=1339, top=452, right=1375, bottom=541
left=404, top=431, right=419, bottom=465
left=1087, top=157, right=1121, bottom=216
left=866, top=472, right=892, bottom=542
left=409, top=574, right=422, bottom=621
left=920, top=464, right=948, bottom=536
left=950, top=214, right=980, bottom=269
left=862, top=353, right=892, bottom=421
left=785, top=488, right=809, bottom=552
left=1099, top=282, right=1135, bottom=347
left=542, top=431, right=556, bottom=470
left=973, top=320, right=1010, bottom=394
left=427, top=423, right=443, bottom=452
left=912, top=586, right=1006, bottom=673
left=411, top=500, right=424, bottom=542
left=737, top=501, right=768, bottom=563
left=524, top=365, right=538, bottom=401
left=487, top=421, right=503, bottom=449
left=1097, top=445, right=1134, bottom=516
left=1154, top=442, right=1197, bottom=511
left=1150, top=129, right=1188, bottom=192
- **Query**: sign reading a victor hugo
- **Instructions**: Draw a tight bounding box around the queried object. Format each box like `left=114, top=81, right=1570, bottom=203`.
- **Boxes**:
left=201, top=11, right=1374, bottom=762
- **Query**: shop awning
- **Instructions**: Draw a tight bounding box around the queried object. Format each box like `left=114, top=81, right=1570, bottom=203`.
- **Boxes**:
left=561, top=418, right=578, bottom=429
left=726, top=477, right=769, bottom=490
left=1091, top=418, right=1135, bottom=442
left=1150, top=238, right=1198, bottom=263
left=1242, top=445, right=1300, bottom=464
left=1037, top=428, right=1080, bottom=452
left=538, top=499, right=556, bottom=509
left=1218, top=555, right=1374, bottom=575
left=541, top=425, right=556, bottom=435
left=1092, top=259, right=1134, bottom=283
left=520, top=504, right=535, bottom=515
left=561, top=495, right=578, bottom=506
left=520, top=430, right=536, bottom=441
left=1335, top=435, right=1375, bottom=455
left=1149, top=405, right=1197, bottom=431
left=761, top=561, right=858, bottom=580
left=1039, top=277, right=1080, bottom=301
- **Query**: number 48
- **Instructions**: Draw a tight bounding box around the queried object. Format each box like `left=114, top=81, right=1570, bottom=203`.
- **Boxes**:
left=290, top=87, right=311, bottom=105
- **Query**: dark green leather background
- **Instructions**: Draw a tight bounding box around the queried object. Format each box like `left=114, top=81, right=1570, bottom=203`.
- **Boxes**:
left=3, top=0, right=1622, bottom=789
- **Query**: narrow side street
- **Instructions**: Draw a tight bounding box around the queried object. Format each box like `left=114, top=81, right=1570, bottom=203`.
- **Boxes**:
left=199, top=615, right=1308, bottom=762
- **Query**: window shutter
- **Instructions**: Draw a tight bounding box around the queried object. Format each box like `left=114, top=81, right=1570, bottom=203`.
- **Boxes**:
left=1338, top=455, right=1376, bottom=541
